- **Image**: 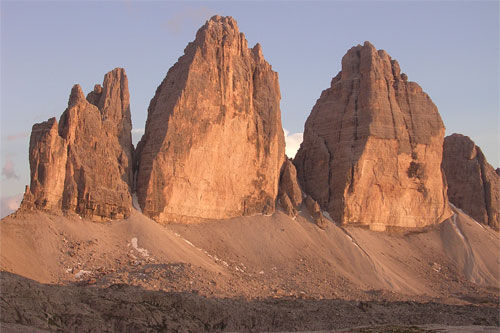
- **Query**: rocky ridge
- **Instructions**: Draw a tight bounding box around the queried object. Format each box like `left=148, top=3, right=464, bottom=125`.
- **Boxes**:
left=21, top=68, right=134, bottom=220
left=135, top=15, right=285, bottom=223
left=442, top=134, right=499, bottom=230
left=294, top=41, right=452, bottom=230
left=17, top=22, right=497, bottom=234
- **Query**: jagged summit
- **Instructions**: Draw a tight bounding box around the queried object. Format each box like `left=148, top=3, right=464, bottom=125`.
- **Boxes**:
left=68, top=84, right=86, bottom=107
left=135, top=15, right=285, bottom=223
left=340, top=42, right=409, bottom=83
left=294, top=41, right=452, bottom=230
left=21, top=68, right=134, bottom=220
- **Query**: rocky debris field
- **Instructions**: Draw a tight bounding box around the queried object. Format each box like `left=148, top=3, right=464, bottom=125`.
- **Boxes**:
left=1, top=271, right=498, bottom=332
left=1, top=207, right=498, bottom=331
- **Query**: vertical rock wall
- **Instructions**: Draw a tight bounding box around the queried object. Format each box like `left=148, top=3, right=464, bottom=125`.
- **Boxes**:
left=294, top=42, right=452, bottom=230
left=135, top=16, right=285, bottom=223
left=21, top=69, right=134, bottom=220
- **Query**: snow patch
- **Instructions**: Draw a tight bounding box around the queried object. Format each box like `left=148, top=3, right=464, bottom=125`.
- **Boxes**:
left=344, top=232, right=361, bottom=249
left=75, top=270, right=90, bottom=279
left=131, top=237, right=149, bottom=257
left=451, top=215, right=465, bottom=241
left=322, top=211, right=333, bottom=221
left=132, top=193, right=142, bottom=213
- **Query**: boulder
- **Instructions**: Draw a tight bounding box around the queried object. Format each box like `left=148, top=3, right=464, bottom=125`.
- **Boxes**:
left=294, top=42, right=452, bottom=230
left=304, top=196, right=328, bottom=229
left=279, top=193, right=297, bottom=218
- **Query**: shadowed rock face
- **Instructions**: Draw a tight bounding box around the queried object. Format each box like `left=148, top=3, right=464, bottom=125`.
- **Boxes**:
left=294, top=42, right=452, bottom=230
left=21, top=68, right=133, bottom=220
left=135, top=16, right=285, bottom=223
left=442, top=134, right=499, bottom=230
left=278, top=159, right=302, bottom=217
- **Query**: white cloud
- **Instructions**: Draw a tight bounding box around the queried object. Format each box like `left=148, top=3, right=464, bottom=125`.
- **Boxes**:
left=0, top=193, right=23, bottom=218
left=131, top=128, right=145, bottom=146
left=131, top=128, right=145, bottom=135
left=2, top=156, right=19, bottom=180
left=284, top=129, right=303, bottom=159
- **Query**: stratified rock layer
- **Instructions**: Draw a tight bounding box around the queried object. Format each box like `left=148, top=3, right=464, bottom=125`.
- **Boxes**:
left=442, top=134, right=499, bottom=230
left=136, top=16, right=285, bottom=223
left=21, top=68, right=133, bottom=220
left=294, top=42, right=452, bottom=230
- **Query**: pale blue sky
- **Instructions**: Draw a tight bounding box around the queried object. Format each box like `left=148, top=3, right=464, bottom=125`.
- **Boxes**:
left=1, top=1, right=499, bottom=216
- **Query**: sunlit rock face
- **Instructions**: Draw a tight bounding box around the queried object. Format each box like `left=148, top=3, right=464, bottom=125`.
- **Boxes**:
left=21, top=68, right=134, bottom=220
left=294, top=42, right=452, bottom=230
left=135, top=16, right=285, bottom=223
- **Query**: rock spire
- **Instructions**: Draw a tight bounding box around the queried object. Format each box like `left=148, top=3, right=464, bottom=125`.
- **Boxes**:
left=135, top=16, right=285, bottom=223
left=21, top=68, right=134, bottom=220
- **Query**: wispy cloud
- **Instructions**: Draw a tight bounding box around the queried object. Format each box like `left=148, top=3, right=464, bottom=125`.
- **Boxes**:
left=164, top=7, right=214, bottom=36
left=284, top=129, right=303, bottom=159
left=2, top=155, right=19, bottom=180
left=0, top=193, right=23, bottom=218
left=131, top=128, right=145, bottom=135
left=131, top=128, right=145, bottom=146
left=4, top=132, right=29, bottom=141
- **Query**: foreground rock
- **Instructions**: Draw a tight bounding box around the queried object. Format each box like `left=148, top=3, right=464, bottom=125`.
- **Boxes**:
left=304, top=196, right=329, bottom=229
left=136, top=16, right=285, bottom=223
left=1, top=272, right=498, bottom=332
left=21, top=68, right=133, bottom=220
left=294, top=41, right=451, bottom=230
left=442, top=134, right=499, bottom=230
left=278, top=159, right=302, bottom=217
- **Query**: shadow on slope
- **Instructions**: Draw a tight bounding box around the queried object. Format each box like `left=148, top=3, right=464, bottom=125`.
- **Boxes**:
left=0, top=271, right=498, bottom=332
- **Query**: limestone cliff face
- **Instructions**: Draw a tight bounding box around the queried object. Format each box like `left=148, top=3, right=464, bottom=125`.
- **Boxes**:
left=442, top=134, right=499, bottom=230
left=135, top=16, right=285, bottom=223
left=21, top=68, right=133, bottom=220
left=294, top=42, right=452, bottom=230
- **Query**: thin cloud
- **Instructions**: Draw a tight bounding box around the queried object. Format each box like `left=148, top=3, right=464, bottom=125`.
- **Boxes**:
left=131, top=128, right=145, bottom=134
left=284, top=129, right=303, bottom=159
left=164, top=7, right=214, bottom=36
left=2, top=156, right=19, bottom=180
left=4, top=132, right=30, bottom=141
left=0, top=193, right=23, bottom=218
left=131, top=128, right=145, bottom=146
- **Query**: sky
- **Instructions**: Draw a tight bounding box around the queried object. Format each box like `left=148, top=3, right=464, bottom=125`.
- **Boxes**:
left=1, top=1, right=499, bottom=217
